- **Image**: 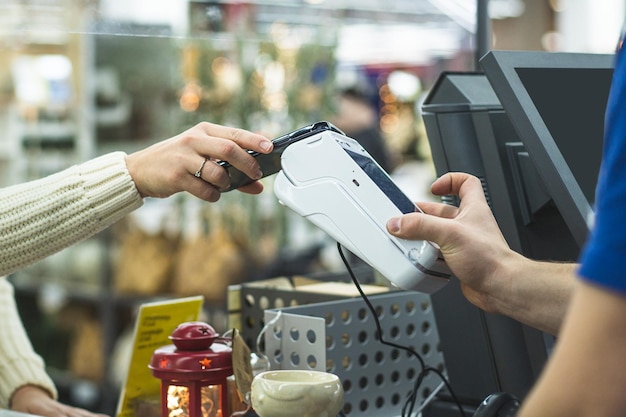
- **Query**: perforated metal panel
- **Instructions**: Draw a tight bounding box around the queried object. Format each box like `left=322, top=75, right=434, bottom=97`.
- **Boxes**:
left=264, top=311, right=327, bottom=371
left=263, top=292, right=446, bottom=417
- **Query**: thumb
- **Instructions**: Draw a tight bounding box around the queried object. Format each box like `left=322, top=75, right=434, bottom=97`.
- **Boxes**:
left=387, top=211, right=450, bottom=245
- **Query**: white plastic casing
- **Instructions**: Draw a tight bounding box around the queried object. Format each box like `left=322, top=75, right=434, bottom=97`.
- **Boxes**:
left=273, top=130, right=450, bottom=294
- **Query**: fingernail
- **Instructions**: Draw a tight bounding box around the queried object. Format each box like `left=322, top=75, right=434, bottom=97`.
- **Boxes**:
left=260, top=140, right=272, bottom=152
left=387, top=217, right=401, bottom=233
left=253, top=169, right=263, bottom=179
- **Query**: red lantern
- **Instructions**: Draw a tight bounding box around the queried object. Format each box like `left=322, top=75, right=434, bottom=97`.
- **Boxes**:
left=150, top=322, right=233, bottom=417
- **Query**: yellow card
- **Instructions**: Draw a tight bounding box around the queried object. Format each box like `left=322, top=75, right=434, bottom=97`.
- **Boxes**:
left=116, top=296, right=204, bottom=417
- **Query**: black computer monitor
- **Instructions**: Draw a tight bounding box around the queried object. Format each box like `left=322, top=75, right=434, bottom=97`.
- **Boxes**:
left=420, top=51, right=613, bottom=414
left=481, top=50, right=614, bottom=247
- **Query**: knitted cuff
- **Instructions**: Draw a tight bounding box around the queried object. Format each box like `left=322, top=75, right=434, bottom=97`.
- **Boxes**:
left=78, top=151, right=144, bottom=227
left=0, top=356, right=57, bottom=407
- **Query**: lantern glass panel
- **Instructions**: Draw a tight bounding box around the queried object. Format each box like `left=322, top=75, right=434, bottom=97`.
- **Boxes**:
left=200, top=385, right=222, bottom=417
left=165, top=384, right=223, bottom=417
left=167, top=385, right=189, bottom=416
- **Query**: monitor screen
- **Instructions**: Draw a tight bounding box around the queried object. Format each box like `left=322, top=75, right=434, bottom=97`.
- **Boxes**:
left=480, top=51, right=614, bottom=246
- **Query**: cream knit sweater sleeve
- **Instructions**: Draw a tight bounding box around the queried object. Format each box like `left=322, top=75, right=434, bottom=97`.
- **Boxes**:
left=0, top=151, right=144, bottom=406
left=0, top=151, right=143, bottom=276
left=0, top=277, right=56, bottom=406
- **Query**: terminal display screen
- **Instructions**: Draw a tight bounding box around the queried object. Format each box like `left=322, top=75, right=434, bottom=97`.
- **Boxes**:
left=344, top=148, right=416, bottom=214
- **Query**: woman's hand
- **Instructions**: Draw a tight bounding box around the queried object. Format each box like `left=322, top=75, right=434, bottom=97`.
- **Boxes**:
left=11, top=385, right=109, bottom=417
left=125, top=122, right=273, bottom=202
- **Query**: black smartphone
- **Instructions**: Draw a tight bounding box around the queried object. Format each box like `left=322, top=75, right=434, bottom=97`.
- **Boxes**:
left=219, top=121, right=345, bottom=192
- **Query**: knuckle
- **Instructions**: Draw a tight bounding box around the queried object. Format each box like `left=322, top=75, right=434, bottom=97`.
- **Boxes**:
left=196, top=121, right=214, bottom=131
left=468, top=175, right=482, bottom=186
left=228, top=127, right=245, bottom=142
left=204, top=161, right=229, bottom=184
left=178, top=132, right=195, bottom=146
left=218, top=140, right=239, bottom=159
left=245, top=155, right=259, bottom=172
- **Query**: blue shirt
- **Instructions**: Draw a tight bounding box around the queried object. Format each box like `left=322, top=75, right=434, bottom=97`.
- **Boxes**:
left=578, top=38, right=626, bottom=294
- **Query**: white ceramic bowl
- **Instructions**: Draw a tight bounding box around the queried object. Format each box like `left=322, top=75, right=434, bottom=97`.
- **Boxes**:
left=251, top=370, right=344, bottom=417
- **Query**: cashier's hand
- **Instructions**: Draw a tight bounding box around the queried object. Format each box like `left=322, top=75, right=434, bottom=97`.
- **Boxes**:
left=386, top=172, right=522, bottom=312
left=11, top=385, right=109, bottom=417
left=125, top=122, right=273, bottom=202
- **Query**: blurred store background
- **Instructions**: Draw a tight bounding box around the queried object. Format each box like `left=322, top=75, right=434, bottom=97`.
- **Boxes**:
left=0, top=0, right=625, bottom=414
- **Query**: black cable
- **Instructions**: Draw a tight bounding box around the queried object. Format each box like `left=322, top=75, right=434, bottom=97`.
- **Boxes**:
left=336, top=242, right=467, bottom=417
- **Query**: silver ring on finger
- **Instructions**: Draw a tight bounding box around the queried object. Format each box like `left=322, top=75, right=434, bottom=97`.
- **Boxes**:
left=194, top=157, right=209, bottom=178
